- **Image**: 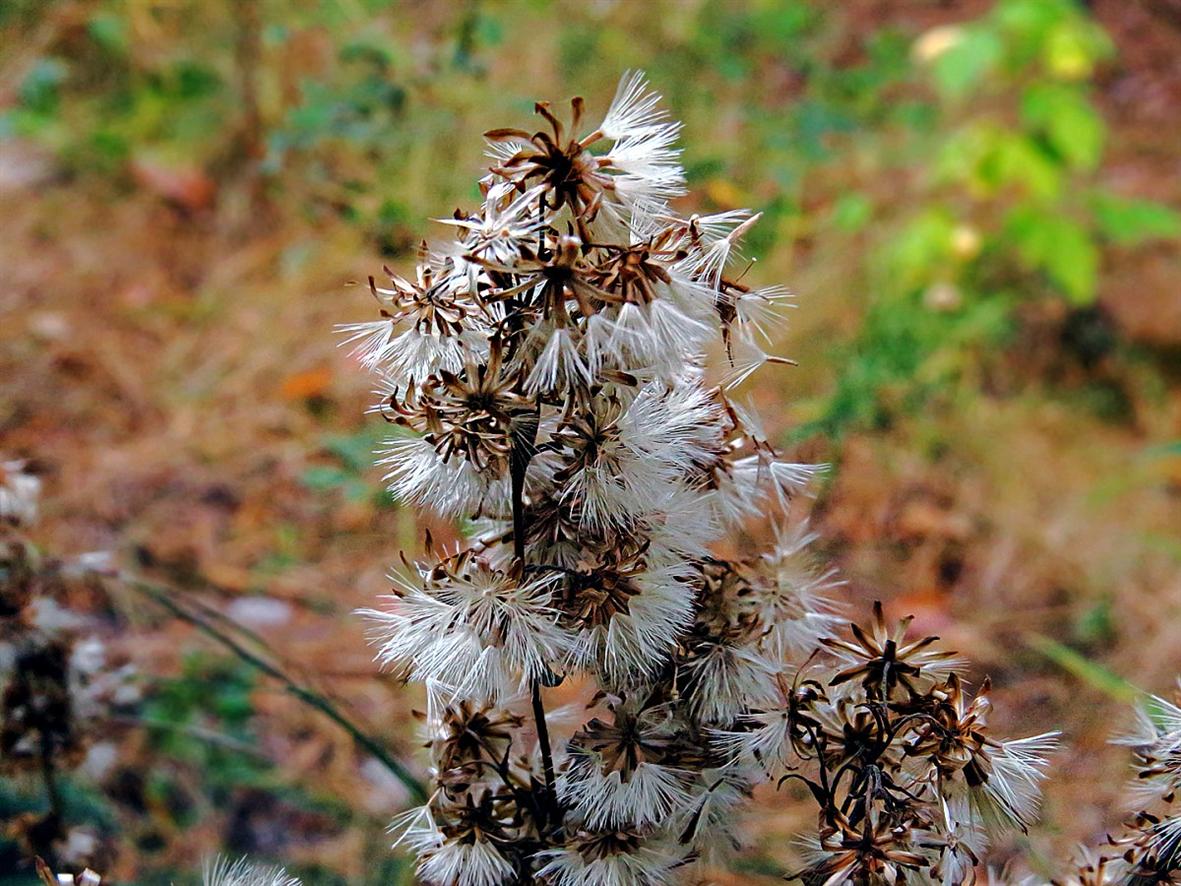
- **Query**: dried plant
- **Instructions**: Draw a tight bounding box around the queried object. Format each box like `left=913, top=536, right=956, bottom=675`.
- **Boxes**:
left=202, top=856, right=303, bottom=886
left=344, top=73, right=1060, bottom=885
left=33, top=855, right=301, bottom=886
left=757, top=604, right=1058, bottom=886
left=1038, top=688, right=1181, bottom=885
left=0, top=460, right=138, bottom=872
left=3, top=457, right=422, bottom=880
left=35, top=856, right=102, bottom=886
left=973, top=688, right=1181, bottom=886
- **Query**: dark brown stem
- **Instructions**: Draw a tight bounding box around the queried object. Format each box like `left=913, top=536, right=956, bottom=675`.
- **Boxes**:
left=532, top=678, right=559, bottom=827
left=39, top=734, right=62, bottom=821
left=509, top=405, right=559, bottom=827
left=36, top=730, right=65, bottom=861
left=232, top=0, right=265, bottom=211
left=511, top=455, right=528, bottom=565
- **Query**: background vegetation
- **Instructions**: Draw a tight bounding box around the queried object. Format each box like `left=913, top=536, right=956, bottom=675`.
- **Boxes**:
left=1, top=0, right=1179, bottom=882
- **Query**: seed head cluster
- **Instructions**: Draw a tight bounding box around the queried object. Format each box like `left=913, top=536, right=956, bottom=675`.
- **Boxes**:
left=3, top=72, right=1175, bottom=886
left=1, top=461, right=138, bottom=871
left=344, top=74, right=1066, bottom=885
left=1063, top=688, right=1181, bottom=884
left=335, top=74, right=1081, bottom=886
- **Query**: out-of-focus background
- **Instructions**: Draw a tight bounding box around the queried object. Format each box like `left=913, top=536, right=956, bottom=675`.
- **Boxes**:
left=1, top=0, right=1179, bottom=882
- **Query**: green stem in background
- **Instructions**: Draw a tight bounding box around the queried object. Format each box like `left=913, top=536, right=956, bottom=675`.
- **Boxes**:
left=123, top=575, right=429, bottom=804
left=108, top=713, right=271, bottom=760
left=1025, top=632, right=1140, bottom=704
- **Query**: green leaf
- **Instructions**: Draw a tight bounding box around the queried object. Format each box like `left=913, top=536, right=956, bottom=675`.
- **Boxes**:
left=829, top=192, right=872, bottom=232
left=1073, top=597, right=1115, bottom=646
left=791, top=99, right=856, bottom=162
left=1042, top=18, right=1114, bottom=81
left=881, top=210, right=956, bottom=293
left=1045, top=220, right=1097, bottom=304
left=473, top=12, right=505, bottom=46
left=1142, top=440, right=1181, bottom=458
left=87, top=12, right=128, bottom=53
left=1092, top=193, right=1181, bottom=245
left=939, top=124, right=1064, bottom=200
left=171, top=60, right=223, bottom=100
left=751, top=2, right=819, bottom=47
left=994, top=0, right=1070, bottom=45
left=991, top=132, right=1063, bottom=199
left=301, top=465, right=353, bottom=492
left=324, top=427, right=386, bottom=472
left=993, top=0, right=1111, bottom=75
left=19, top=57, right=68, bottom=115
left=929, top=27, right=1002, bottom=100
left=1005, top=207, right=1098, bottom=304
left=1021, top=82, right=1105, bottom=171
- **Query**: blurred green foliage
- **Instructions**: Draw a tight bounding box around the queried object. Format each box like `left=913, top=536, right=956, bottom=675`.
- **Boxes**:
left=301, top=426, right=399, bottom=508
left=4, top=5, right=228, bottom=174
left=142, top=653, right=269, bottom=803
left=0, top=776, right=119, bottom=885
left=795, top=0, right=1180, bottom=437
left=5, top=1, right=1176, bottom=366
left=137, top=652, right=400, bottom=882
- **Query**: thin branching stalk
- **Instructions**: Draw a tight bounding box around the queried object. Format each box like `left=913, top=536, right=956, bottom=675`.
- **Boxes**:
left=123, top=575, right=428, bottom=804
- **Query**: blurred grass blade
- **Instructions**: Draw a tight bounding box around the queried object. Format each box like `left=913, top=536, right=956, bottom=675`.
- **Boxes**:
left=1143, top=440, right=1181, bottom=459
left=1025, top=633, right=1139, bottom=702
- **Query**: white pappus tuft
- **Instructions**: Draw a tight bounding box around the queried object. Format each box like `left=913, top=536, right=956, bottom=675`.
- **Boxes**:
left=202, top=858, right=301, bottom=886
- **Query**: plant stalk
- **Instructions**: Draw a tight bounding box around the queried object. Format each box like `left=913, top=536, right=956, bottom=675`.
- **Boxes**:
left=123, top=575, right=429, bottom=804
left=510, top=405, right=559, bottom=825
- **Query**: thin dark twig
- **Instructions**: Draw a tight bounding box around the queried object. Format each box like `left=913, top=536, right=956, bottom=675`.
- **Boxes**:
left=122, top=575, right=428, bottom=804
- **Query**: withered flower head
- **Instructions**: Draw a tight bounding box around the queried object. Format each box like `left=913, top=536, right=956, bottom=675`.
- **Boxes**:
left=202, top=858, right=301, bottom=886
left=484, top=71, right=683, bottom=239
left=345, top=72, right=1055, bottom=886
left=823, top=601, right=960, bottom=700
left=797, top=814, right=928, bottom=886
left=560, top=695, right=693, bottom=831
